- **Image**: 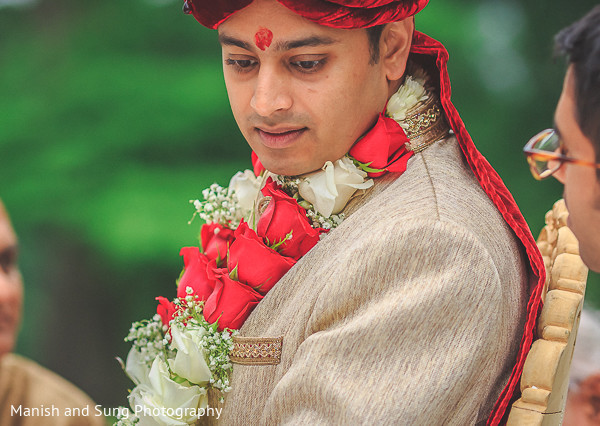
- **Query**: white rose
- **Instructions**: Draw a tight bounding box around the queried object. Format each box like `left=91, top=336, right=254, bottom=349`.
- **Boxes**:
left=386, top=75, right=428, bottom=126
left=228, top=170, right=261, bottom=220
left=124, top=347, right=152, bottom=387
left=129, top=357, right=207, bottom=426
left=167, top=324, right=212, bottom=385
left=298, top=157, right=373, bottom=218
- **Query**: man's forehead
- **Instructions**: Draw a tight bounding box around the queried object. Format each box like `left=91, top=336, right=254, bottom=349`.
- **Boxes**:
left=217, top=3, right=356, bottom=53
left=554, top=68, right=577, bottom=135
left=0, top=203, right=16, bottom=247
left=217, top=0, right=346, bottom=41
left=0, top=201, right=7, bottom=222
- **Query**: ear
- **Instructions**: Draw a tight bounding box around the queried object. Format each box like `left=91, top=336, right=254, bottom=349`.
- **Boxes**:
left=380, top=18, right=414, bottom=81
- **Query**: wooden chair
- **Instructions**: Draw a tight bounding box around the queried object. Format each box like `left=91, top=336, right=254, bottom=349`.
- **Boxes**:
left=507, top=199, right=589, bottom=425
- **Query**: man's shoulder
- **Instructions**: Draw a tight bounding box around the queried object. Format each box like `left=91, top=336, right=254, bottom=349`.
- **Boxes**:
left=352, top=136, right=514, bottom=240
left=0, top=353, right=99, bottom=415
left=342, top=135, right=527, bottom=280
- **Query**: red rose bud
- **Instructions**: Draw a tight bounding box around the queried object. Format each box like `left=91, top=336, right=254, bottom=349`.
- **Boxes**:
left=156, top=296, right=177, bottom=328
left=258, top=179, right=321, bottom=260
left=177, top=247, right=219, bottom=301
left=201, top=223, right=235, bottom=264
left=228, top=221, right=296, bottom=294
left=203, top=269, right=263, bottom=331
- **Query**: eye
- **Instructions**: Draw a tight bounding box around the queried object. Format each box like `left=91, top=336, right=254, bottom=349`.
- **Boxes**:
left=296, top=60, right=319, bottom=69
left=225, top=58, right=258, bottom=73
left=0, top=247, right=18, bottom=275
left=290, top=57, right=327, bottom=73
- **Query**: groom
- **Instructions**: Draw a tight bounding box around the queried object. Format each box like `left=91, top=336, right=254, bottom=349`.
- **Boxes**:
left=184, top=0, right=544, bottom=424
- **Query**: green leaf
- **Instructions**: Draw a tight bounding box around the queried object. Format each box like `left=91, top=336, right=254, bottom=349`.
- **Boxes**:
left=298, top=200, right=311, bottom=210
left=352, top=158, right=385, bottom=174
left=229, top=264, right=239, bottom=281
left=269, top=230, right=293, bottom=251
left=175, top=267, right=185, bottom=288
left=172, top=375, right=189, bottom=385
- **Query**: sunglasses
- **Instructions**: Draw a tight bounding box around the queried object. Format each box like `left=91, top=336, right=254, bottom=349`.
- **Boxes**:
left=523, top=128, right=600, bottom=180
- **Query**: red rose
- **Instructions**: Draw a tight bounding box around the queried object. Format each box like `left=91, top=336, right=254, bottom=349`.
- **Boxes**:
left=257, top=178, right=321, bottom=260
left=201, top=223, right=235, bottom=264
left=176, top=247, right=219, bottom=301
left=228, top=221, right=296, bottom=294
left=156, top=296, right=177, bottom=328
left=203, top=269, right=263, bottom=331
left=348, top=112, right=413, bottom=177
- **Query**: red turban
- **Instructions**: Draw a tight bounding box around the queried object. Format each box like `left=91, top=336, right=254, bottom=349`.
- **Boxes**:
left=184, top=0, right=429, bottom=29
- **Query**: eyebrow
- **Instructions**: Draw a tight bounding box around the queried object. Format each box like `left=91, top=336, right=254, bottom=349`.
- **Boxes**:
left=218, top=34, right=337, bottom=52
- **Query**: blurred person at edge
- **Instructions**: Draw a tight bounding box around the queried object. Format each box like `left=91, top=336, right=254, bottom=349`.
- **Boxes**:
left=562, top=309, right=600, bottom=426
left=524, top=5, right=600, bottom=272
left=0, top=200, right=105, bottom=426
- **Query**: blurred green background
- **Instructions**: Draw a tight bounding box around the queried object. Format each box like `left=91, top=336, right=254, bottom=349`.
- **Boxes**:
left=1, top=0, right=598, bottom=411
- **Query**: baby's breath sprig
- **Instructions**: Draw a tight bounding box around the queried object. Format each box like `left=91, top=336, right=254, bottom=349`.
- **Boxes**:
left=123, top=315, right=173, bottom=367
left=170, top=288, right=235, bottom=394
left=305, top=208, right=345, bottom=231
left=114, top=410, right=139, bottom=425
left=206, top=329, right=236, bottom=395
left=274, top=175, right=301, bottom=198
left=189, top=183, right=240, bottom=228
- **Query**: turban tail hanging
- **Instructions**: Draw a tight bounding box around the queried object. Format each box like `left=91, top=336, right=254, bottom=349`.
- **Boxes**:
left=184, top=1, right=546, bottom=424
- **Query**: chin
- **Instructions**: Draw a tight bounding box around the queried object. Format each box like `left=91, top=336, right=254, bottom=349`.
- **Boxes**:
left=261, top=157, right=320, bottom=176
left=0, top=336, right=15, bottom=358
left=580, top=247, right=600, bottom=273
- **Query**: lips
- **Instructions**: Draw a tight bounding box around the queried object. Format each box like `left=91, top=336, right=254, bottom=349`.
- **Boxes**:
left=256, top=127, right=307, bottom=149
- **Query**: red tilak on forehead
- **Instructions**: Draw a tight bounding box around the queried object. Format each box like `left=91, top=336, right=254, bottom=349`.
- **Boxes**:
left=255, top=28, right=273, bottom=51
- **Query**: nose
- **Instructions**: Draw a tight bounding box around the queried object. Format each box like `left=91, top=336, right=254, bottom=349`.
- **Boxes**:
left=553, top=164, right=566, bottom=184
left=0, top=271, right=19, bottom=308
left=250, top=67, right=293, bottom=117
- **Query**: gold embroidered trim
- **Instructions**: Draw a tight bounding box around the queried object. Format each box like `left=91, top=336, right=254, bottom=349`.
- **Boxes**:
left=230, top=336, right=283, bottom=366
left=404, top=93, right=451, bottom=153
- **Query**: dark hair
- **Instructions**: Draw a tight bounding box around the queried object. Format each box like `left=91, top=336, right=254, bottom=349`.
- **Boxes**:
left=554, top=6, right=600, bottom=161
left=366, top=25, right=386, bottom=64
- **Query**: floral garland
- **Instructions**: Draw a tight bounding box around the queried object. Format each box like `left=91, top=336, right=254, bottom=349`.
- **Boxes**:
left=115, top=67, right=432, bottom=426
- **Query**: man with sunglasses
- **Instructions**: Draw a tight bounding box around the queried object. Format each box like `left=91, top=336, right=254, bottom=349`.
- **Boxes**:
left=524, top=6, right=600, bottom=272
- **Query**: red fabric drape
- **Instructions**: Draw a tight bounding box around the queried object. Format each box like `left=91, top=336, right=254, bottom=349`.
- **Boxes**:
left=409, top=31, right=545, bottom=425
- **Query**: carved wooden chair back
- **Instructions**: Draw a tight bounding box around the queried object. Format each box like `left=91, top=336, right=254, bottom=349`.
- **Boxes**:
left=507, top=199, right=589, bottom=425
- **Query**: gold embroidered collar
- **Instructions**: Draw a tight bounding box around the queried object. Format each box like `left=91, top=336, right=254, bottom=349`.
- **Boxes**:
left=404, top=93, right=450, bottom=153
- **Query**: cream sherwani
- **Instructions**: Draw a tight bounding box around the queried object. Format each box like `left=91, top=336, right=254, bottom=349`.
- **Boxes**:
left=0, top=354, right=105, bottom=426
left=206, top=135, right=530, bottom=425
